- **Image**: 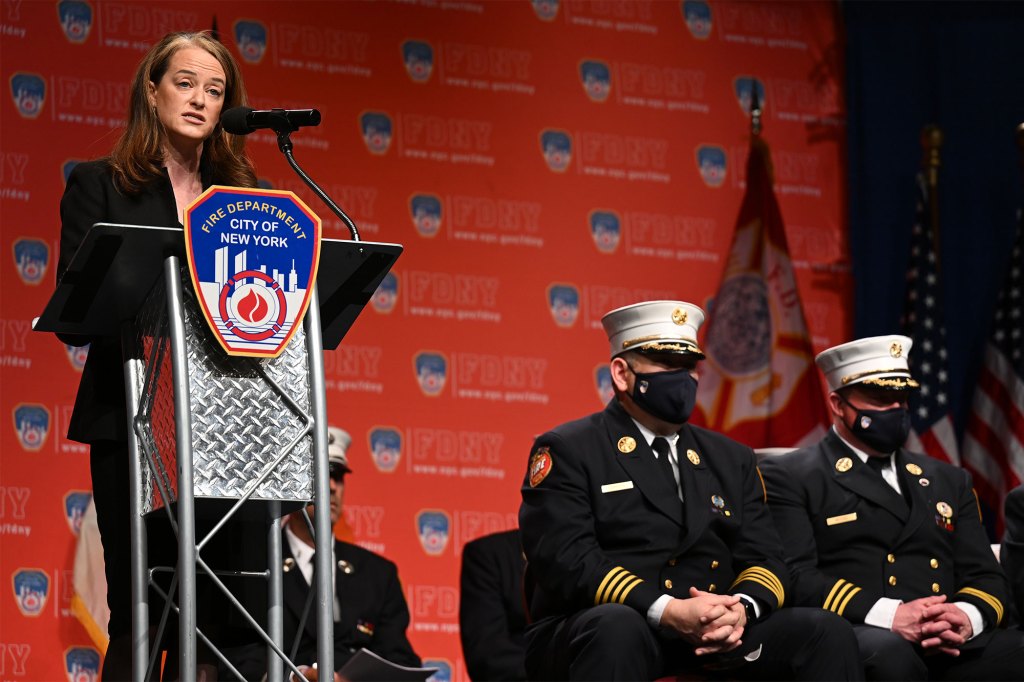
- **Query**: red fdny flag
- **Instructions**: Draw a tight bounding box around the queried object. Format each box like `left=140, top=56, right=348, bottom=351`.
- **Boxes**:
left=961, top=211, right=1024, bottom=532
left=694, top=137, right=828, bottom=448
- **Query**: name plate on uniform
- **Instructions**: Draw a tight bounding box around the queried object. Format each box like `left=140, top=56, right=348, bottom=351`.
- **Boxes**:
left=184, top=186, right=322, bottom=358
left=601, top=481, right=634, bottom=493
left=826, top=512, right=857, bottom=526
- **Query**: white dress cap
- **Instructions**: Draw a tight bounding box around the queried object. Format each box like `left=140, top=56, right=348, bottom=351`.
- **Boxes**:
left=815, top=335, right=919, bottom=393
left=601, top=300, right=706, bottom=359
left=327, top=426, right=353, bottom=472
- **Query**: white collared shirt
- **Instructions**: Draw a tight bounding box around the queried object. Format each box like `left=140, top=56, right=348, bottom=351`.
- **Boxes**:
left=284, top=523, right=341, bottom=620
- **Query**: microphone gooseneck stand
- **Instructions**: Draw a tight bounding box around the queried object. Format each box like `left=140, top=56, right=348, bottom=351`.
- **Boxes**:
left=275, top=127, right=361, bottom=243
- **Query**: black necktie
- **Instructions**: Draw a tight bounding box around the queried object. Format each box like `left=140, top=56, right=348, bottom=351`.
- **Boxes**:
left=652, top=437, right=677, bottom=495
left=867, top=456, right=907, bottom=505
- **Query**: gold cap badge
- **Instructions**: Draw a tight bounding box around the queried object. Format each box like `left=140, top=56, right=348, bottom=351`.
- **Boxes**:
left=906, top=463, right=923, bottom=475
left=687, top=449, right=701, bottom=465
left=618, top=437, right=636, bottom=454
left=671, top=308, right=688, bottom=325
left=835, top=457, right=853, bottom=473
left=890, top=342, right=902, bottom=358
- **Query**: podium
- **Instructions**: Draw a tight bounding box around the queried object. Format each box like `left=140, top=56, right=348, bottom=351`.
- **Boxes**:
left=35, top=223, right=401, bottom=682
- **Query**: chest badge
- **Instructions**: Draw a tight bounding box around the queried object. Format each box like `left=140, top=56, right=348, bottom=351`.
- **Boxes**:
left=835, top=457, right=853, bottom=473
left=919, top=478, right=930, bottom=487
left=906, top=463, right=923, bottom=475
left=686, top=449, right=701, bottom=465
left=618, top=437, right=636, bottom=454
left=935, top=501, right=954, bottom=531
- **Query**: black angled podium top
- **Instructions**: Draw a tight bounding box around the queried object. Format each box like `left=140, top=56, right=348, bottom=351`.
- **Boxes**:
left=34, top=222, right=401, bottom=350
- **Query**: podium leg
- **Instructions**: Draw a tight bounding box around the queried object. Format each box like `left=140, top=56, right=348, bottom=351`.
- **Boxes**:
left=164, top=257, right=197, bottom=678
left=122, top=323, right=150, bottom=682
left=304, top=287, right=334, bottom=677
left=268, top=504, right=284, bottom=682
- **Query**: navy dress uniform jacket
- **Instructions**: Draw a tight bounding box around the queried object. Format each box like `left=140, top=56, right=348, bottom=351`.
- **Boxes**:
left=1002, top=484, right=1024, bottom=624
left=224, top=536, right=420, bottom=680
left=760, top=430, right=1008, bottom=635
left=519, top=399, right=788, bottom=624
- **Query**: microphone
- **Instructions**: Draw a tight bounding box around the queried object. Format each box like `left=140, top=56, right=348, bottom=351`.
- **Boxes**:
left=221, top=106, right=321, bottom=135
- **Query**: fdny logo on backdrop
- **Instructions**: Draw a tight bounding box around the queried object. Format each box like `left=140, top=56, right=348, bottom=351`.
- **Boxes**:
left=402, top=40, right=434, bottom=83
left=65, top=646, right=101, bottom=682
left=424, top=659, right=452, bottom=682
left=410, top=194, right=442, bottom=237
left=734, top=76, right=766, bottom=115
left=540, top=129, right=572, bottom=173
left=416, top=510, right=450, bottom=556
left=13, top=404, right=50, bottom=452
left=579, top=60, right=611, bottom=102
left=589, top=210, right=621, bottom=253
left=12, top=569, right=49, bottom=616
left=184, top=187, right=322, bottom=358
left=234, top=20, right=268, bottom=64
left=360, top=112, right=393, bottom=155
left=414, top=352, right=447, bottom=397
left=13, top=238, right=48, bottom=285
left=64, top=491, right=92, bottom=535
left=531, top=0, right=559, bottom=21
left=10, top=73, right=46, bottom=119
left=371, top=272, right=399, bottom=314
left=696, top=145, right=727, bottom=188
left=547, top=284, right=580, bottom=328
left=682, top=1, right=713, bottom=39
left=64, top=343, right=89, bottom=371
left=595, top=365, right=614, bottom=404
left=57, top=0, right=93, bottom=43
left=369, top=427, right=402, bottom=473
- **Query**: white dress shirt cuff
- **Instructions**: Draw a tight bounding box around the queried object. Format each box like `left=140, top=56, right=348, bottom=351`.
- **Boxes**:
left=865, top=597, right=902, bottom=629
left=648, top=594, right=673, bottom=628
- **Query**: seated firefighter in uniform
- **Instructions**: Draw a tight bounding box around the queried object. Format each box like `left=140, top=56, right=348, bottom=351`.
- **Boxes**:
left=223, top=427, right=420, bottom=681
left=760, top=335, right=1024, bottom=680
left=518, top=300, right=863, bottom=681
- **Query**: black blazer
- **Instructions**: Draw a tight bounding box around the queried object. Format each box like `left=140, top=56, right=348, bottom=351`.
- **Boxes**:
left=57, top=159, right=209, bottom=443
left=459, top=529, right=527, bottom=681
left=224, top=535, right=420, bottom=680
left=1003, top=484, right=1024, bottom=625
left=760, top=430, right=1009, bottom=635
left=519, top=399, right=789, bottom=624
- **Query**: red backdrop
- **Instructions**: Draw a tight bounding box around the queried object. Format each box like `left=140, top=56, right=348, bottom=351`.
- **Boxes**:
left=0, top=2, right=850, bottom=679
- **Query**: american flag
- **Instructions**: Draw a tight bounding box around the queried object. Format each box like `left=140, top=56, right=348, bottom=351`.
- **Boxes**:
left=901, top=173, right=960, bottom=465
left=961, top=211, right=1024, bottom=532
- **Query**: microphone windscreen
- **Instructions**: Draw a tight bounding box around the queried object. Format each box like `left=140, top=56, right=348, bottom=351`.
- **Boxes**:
left=220, top=106, right=254, bottom=135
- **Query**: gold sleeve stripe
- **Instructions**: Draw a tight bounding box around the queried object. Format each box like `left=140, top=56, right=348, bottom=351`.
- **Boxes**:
left=600, top=570, right=631, bottom=605
left=615, top=577, right=643, bottom=604
left=824, top=579, right=859, bottom=613
left=971, top=488, right=983, bottom=522
left=835, top=586, right=861, bottom=616
left=756, top=466, right=768, bottom=503
left=730, top=567, right=785, bottom=606
left=595, top=567, right=626, bottom=605
left=958, top=587, right=1004, bottom=626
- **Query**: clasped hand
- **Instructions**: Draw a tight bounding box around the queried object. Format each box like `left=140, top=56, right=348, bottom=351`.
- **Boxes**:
left=659, top=587, right=747, bottom=656
left=891, top=595, right=973, bottom=656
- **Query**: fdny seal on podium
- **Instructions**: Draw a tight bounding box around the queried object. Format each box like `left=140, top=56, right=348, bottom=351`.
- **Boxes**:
left=184, top=186, right=322, bottom=358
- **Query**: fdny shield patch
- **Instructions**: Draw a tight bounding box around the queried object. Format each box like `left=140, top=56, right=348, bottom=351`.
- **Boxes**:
left=529, top=446, right=553, bottom=487
left=184, top=186, right=321, bottom=358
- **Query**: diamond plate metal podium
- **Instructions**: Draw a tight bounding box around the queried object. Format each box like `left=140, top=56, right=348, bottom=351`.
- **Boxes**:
left=35, top=223, right=402, bottom=682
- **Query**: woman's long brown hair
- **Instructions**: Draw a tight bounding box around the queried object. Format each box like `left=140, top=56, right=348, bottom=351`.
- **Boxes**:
left=108, top=31, right=257, bottom=193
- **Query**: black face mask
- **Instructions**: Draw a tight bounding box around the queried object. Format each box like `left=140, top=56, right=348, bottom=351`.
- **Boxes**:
left=839, top=394, right=910, bottom=453
left=628, top=365, right=698, bottom=424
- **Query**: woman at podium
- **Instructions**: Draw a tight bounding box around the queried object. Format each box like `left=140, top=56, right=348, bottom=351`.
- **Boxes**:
left=56, top=31, right=257, bottom=679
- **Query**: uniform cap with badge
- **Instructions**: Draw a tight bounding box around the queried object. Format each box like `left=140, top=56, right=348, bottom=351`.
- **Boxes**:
left=815, top=334, right=920, bottom=393
left=601, top=300, right=706, bottom=360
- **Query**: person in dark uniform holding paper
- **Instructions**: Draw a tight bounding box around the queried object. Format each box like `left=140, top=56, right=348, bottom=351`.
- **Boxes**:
left=224, top=427, right=421, bottom=682
left=519, top=300, right=862, bottom=680
left=459, top=529, right=527, bottom=681
left=760, top=335, right=1024, bottom=680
